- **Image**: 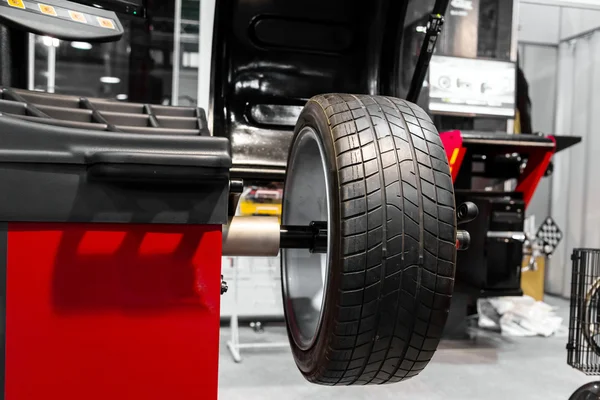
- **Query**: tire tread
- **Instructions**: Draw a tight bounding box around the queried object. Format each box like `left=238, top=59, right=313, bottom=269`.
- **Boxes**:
left=299, top=94, right=456, bottom=385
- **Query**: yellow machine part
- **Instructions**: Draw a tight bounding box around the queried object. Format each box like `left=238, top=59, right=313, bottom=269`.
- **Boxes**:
left=239, top=199, right=282, bottom=218
left=521, top=255, right=546, bottom=301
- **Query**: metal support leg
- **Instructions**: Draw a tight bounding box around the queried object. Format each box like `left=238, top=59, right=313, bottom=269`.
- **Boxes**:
left=46, top=39, right=56, bottom=93
left=226, top=257, right=242, bottom=363
left=225, top=256, right=289, bottom=363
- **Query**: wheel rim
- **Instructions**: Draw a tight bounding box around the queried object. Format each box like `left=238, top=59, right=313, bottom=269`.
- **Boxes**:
left=282, top=126, right=332, bottom=351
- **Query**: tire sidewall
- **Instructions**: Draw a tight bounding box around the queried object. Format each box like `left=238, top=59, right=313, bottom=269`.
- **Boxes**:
left=282, top=99, right=343, bottom=378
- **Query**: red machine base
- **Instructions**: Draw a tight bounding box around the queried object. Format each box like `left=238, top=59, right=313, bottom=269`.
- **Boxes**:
left=2, top=223, right=222, bottom=400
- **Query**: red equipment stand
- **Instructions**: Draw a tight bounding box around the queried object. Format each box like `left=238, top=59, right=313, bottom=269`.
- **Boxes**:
left=439, top=130, right=558, bottom=208
left=439, top=130, right=467, bottom=182
left=514, top=135, right=556, bottom=206
left=2, top=223, right=222, bottom=400
left=0, top=89, right=232, bottom=400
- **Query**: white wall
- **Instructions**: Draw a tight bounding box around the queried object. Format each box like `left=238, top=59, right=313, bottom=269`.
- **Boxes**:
left=547, top=33, right=600, bottom=297
left=560, top=7, right=600, bottom=39
left=517, top=1, right=561, bottom=223
left=220, top=256, right=283, bottom=319
left=523, top=0, right=600, bottom=9
left=520, top=0, right=600, bottom=42
left=519, top=3, right=561, bottom=44
left=519, top=44, right=558, bottom=223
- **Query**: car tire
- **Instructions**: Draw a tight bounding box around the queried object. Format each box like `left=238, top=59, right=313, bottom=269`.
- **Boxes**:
left=281, top=93, right=457, bottom=385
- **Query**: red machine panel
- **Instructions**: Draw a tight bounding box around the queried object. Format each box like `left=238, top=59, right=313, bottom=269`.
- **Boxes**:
left=515, top=135, right=556, bottom=206
left=440, top=129, right=467, bottom=182
left=5, top=223, right=222, bottom=400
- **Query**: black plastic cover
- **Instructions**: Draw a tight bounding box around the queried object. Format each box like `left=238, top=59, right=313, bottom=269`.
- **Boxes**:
left=0, top=114, right=229, bottom=168
left=0, top=89, right=231, bottom=224
left=461, top=131, right=582, bottom=154
left=73, top=0, right=145, bottom=18
left=455, top=192, right=525, bottom=294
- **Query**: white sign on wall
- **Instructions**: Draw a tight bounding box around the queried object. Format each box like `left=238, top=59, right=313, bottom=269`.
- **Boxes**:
left=428, top=55, right=516, bottom=117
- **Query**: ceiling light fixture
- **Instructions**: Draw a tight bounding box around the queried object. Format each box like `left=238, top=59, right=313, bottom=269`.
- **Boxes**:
left=71, top=42, right=92, bottom=50
left=100, top=76, right=121, bottom=84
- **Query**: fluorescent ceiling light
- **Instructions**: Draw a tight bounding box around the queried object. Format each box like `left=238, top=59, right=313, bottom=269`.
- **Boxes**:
left=71, top=42, right=92, bottom=50
left=116, top=94, right=128, bottom=100
left=100, top=76, right=121, bottom=84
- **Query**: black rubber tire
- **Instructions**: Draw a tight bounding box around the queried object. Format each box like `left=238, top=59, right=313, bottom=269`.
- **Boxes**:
left=283, top=94, right=457, bottom=385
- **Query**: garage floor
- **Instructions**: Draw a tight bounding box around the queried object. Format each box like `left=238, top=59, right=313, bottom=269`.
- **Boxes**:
left=219, top=296, right=593, bottom=400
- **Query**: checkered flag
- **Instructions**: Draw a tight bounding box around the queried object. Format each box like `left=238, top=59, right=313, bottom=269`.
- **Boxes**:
left=536, top=217, right=563, bottom=256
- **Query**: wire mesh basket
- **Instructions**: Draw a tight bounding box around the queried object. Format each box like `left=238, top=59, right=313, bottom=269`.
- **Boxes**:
left=568, top=248, right=600, bottom=375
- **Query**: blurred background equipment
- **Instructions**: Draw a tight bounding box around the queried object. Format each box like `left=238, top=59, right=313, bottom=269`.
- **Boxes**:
left=400, top=0, right=586, bottom=338
left=238, top=184, right=283, bottom=220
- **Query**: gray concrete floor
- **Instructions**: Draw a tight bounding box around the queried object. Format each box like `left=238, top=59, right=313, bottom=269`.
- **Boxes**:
left=218, top=296, right=593, bottom=399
